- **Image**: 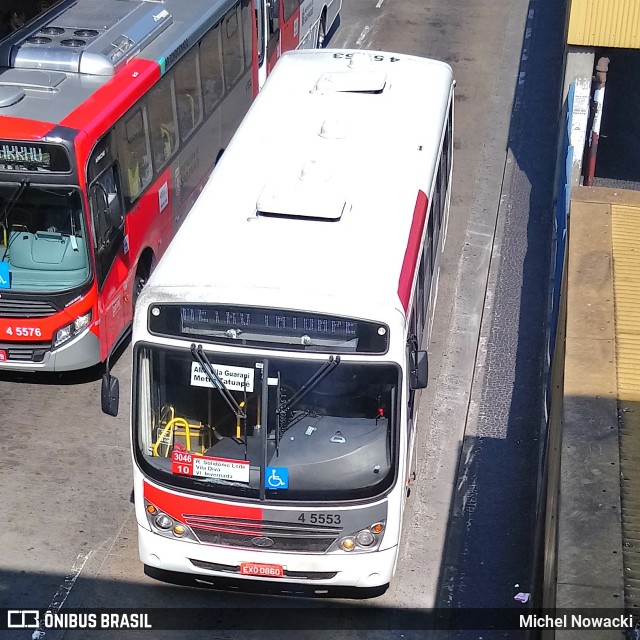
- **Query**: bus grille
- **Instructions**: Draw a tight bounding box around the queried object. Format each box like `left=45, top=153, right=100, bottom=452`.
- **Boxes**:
left=0, top=298, right=57, bottom=318
left=183, top=514, right=342, bottom=553
left=189, top=558, right=338, bottom=580
left=0, top=342, right=49, bottom=362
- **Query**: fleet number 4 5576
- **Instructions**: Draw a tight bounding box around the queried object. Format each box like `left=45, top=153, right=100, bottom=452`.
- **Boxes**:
left=6, top=327, right=42, bottom=337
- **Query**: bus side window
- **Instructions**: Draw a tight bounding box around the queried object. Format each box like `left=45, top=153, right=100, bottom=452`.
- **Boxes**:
left=174, top=47, right=203, bottom=141
left=147, top=77, right=178, bottom=170
left=222, top=5, right=244, bottom=88
left=240, top=0, right=253, bottom=68
left=116, top=107, right=152, bottom=207
left=200, top=22, right=224, bottom=113
left=282, top=0, right=298, bottom=22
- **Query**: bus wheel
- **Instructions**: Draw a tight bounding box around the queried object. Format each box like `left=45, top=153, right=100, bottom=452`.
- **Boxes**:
left=133, top=256, right=153, bottom=309
left=317, top=11, right=327, bottom=48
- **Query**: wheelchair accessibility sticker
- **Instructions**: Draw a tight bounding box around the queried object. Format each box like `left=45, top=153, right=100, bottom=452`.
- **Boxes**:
left=0, top=262, right=9, bottom=289
left=266, top=467, right=288, bottom=490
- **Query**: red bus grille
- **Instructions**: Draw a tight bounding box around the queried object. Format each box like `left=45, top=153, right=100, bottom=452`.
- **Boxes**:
left=183, top=514, right=342, bottom=553
left=0, top=298, right=57, bottom=318
left=0, top=342, right=49, bottom=362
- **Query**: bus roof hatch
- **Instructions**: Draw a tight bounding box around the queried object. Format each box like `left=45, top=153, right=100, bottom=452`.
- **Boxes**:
left=313, top=70, right=387, bottom=94
left=256, top=162, right=349, bottom=221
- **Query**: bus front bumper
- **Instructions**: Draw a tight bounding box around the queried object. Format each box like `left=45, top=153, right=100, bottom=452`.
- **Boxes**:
left=139, top=526, right=397, bottom=589
left=0, top=328, right=100, bottom=372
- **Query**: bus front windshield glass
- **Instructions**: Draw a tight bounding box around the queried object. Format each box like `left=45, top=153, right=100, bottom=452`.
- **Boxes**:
left=0, top=185, right=89, bottom=292
left=135, top=345, right=399, bottom=501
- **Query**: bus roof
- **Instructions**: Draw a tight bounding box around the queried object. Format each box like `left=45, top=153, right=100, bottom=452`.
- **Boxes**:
left=0, top=0, right=236, bottom=130
left=144, top=49, right=454, bottom=321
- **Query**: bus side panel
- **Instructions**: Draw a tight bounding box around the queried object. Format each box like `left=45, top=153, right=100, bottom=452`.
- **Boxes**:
left=280, top=5, right=302, bottom=52
left=296, top=0, right=322, bottom=49
left=97, top=172, right=173, bottom=360
left=170, top=110, right=222, bottom=233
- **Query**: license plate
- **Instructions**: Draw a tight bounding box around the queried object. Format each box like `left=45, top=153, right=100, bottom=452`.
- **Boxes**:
left=239, top=562, right=284, bottom=578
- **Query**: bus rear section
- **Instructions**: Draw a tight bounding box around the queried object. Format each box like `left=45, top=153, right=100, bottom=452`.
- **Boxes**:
left=120, top=49, right=454, bottom=591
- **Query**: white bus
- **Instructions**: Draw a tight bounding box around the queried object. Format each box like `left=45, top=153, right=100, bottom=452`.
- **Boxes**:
left=103, top=49, right=454, bottom=592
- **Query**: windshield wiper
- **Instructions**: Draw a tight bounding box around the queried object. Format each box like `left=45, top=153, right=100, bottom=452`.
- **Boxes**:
left=191, top=344, right=247, bottom=421
left=2, top=179, right=30, bottom=230
left=284, top=355, right=341, bottom=411
left=275, top=355, right=340, bottom=454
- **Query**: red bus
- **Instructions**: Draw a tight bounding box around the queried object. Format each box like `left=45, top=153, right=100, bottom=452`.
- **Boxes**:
left=0, top=0, right=340, bottom=372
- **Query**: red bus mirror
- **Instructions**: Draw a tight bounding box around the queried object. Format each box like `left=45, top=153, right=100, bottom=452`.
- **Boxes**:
left=101, top=373, right=120, bottom=416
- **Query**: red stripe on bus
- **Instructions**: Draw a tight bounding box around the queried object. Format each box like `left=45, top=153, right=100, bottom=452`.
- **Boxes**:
left=0, top=117, right=55, bottom=140
left=144, top=481, right=262, bottom=524
left=398, top=190, right=428, bottom=312
left=61, top=59, right=160, bottom=135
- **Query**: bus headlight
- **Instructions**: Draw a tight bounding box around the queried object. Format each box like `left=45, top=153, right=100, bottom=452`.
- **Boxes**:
left=339, top=537, right=356, bottom=551
left=52, top=311, right=92, bottom=349
left=355, top=530, right=375, bottom=547
left=336, top=521, right=386, bottom=552
left=144, top=500, right=197, bottom=542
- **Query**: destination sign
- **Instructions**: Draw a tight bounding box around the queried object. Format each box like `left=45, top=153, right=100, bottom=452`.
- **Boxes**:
left=0, top=142, right=71, bottom=172
left=148, top=304, right=389, bottom=354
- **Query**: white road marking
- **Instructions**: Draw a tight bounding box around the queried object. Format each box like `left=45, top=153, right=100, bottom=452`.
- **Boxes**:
left=375, top=0, right=385, bottom=8
left=356, top=25, right=370, bottom=46
left=31, top=551, right=91, bottom=639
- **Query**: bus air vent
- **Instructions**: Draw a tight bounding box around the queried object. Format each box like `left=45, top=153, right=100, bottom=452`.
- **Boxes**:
left=40, top=27, right=65, bottom=36
left=12, top=3, right=172, bottom=76
left=60, top=38, right=87, bottom=48
left=26, top=37, right=53, bottom=45
left=312, top=70, right=387, bottom=94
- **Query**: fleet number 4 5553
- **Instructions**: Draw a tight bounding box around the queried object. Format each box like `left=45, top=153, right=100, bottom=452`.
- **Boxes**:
left=6, top=327, right=42, bottom=337
left=298, top=513, right=341, bottom=524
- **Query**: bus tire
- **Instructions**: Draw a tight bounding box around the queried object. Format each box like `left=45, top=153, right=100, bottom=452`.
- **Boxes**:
left=133, top=252, right=155, bottom=310
left=317, top=10, right=327, bottom=48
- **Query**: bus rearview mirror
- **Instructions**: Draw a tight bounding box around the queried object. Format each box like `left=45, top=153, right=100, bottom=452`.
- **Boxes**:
left=101, top=373, right=120, bottom=416
left=410, top=350, right=428, bottom=390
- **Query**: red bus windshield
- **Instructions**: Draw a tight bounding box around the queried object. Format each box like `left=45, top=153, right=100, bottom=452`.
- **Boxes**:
left=0, top=183, right=89, bottom=293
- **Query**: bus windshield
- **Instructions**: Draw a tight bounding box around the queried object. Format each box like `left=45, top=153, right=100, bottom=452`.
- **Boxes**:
left=0, top=184, right=89, bottom=292
left=135, top=345, right=399, bottom=501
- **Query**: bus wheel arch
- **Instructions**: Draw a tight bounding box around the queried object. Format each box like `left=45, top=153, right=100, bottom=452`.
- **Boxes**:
left=133, top=248, right=155, bottom=309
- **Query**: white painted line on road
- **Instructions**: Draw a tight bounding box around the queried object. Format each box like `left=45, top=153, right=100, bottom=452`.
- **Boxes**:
left=375, top=0, right=385, bottom=8
left=32, top=551, right=91, bottom=639
left=528, top=8, right=535, bottom=19
left=356, top=25, right=370, bottom=46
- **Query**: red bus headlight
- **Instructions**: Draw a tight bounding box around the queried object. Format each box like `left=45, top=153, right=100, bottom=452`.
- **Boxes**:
left=52, top=311, right=92, bottom=348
